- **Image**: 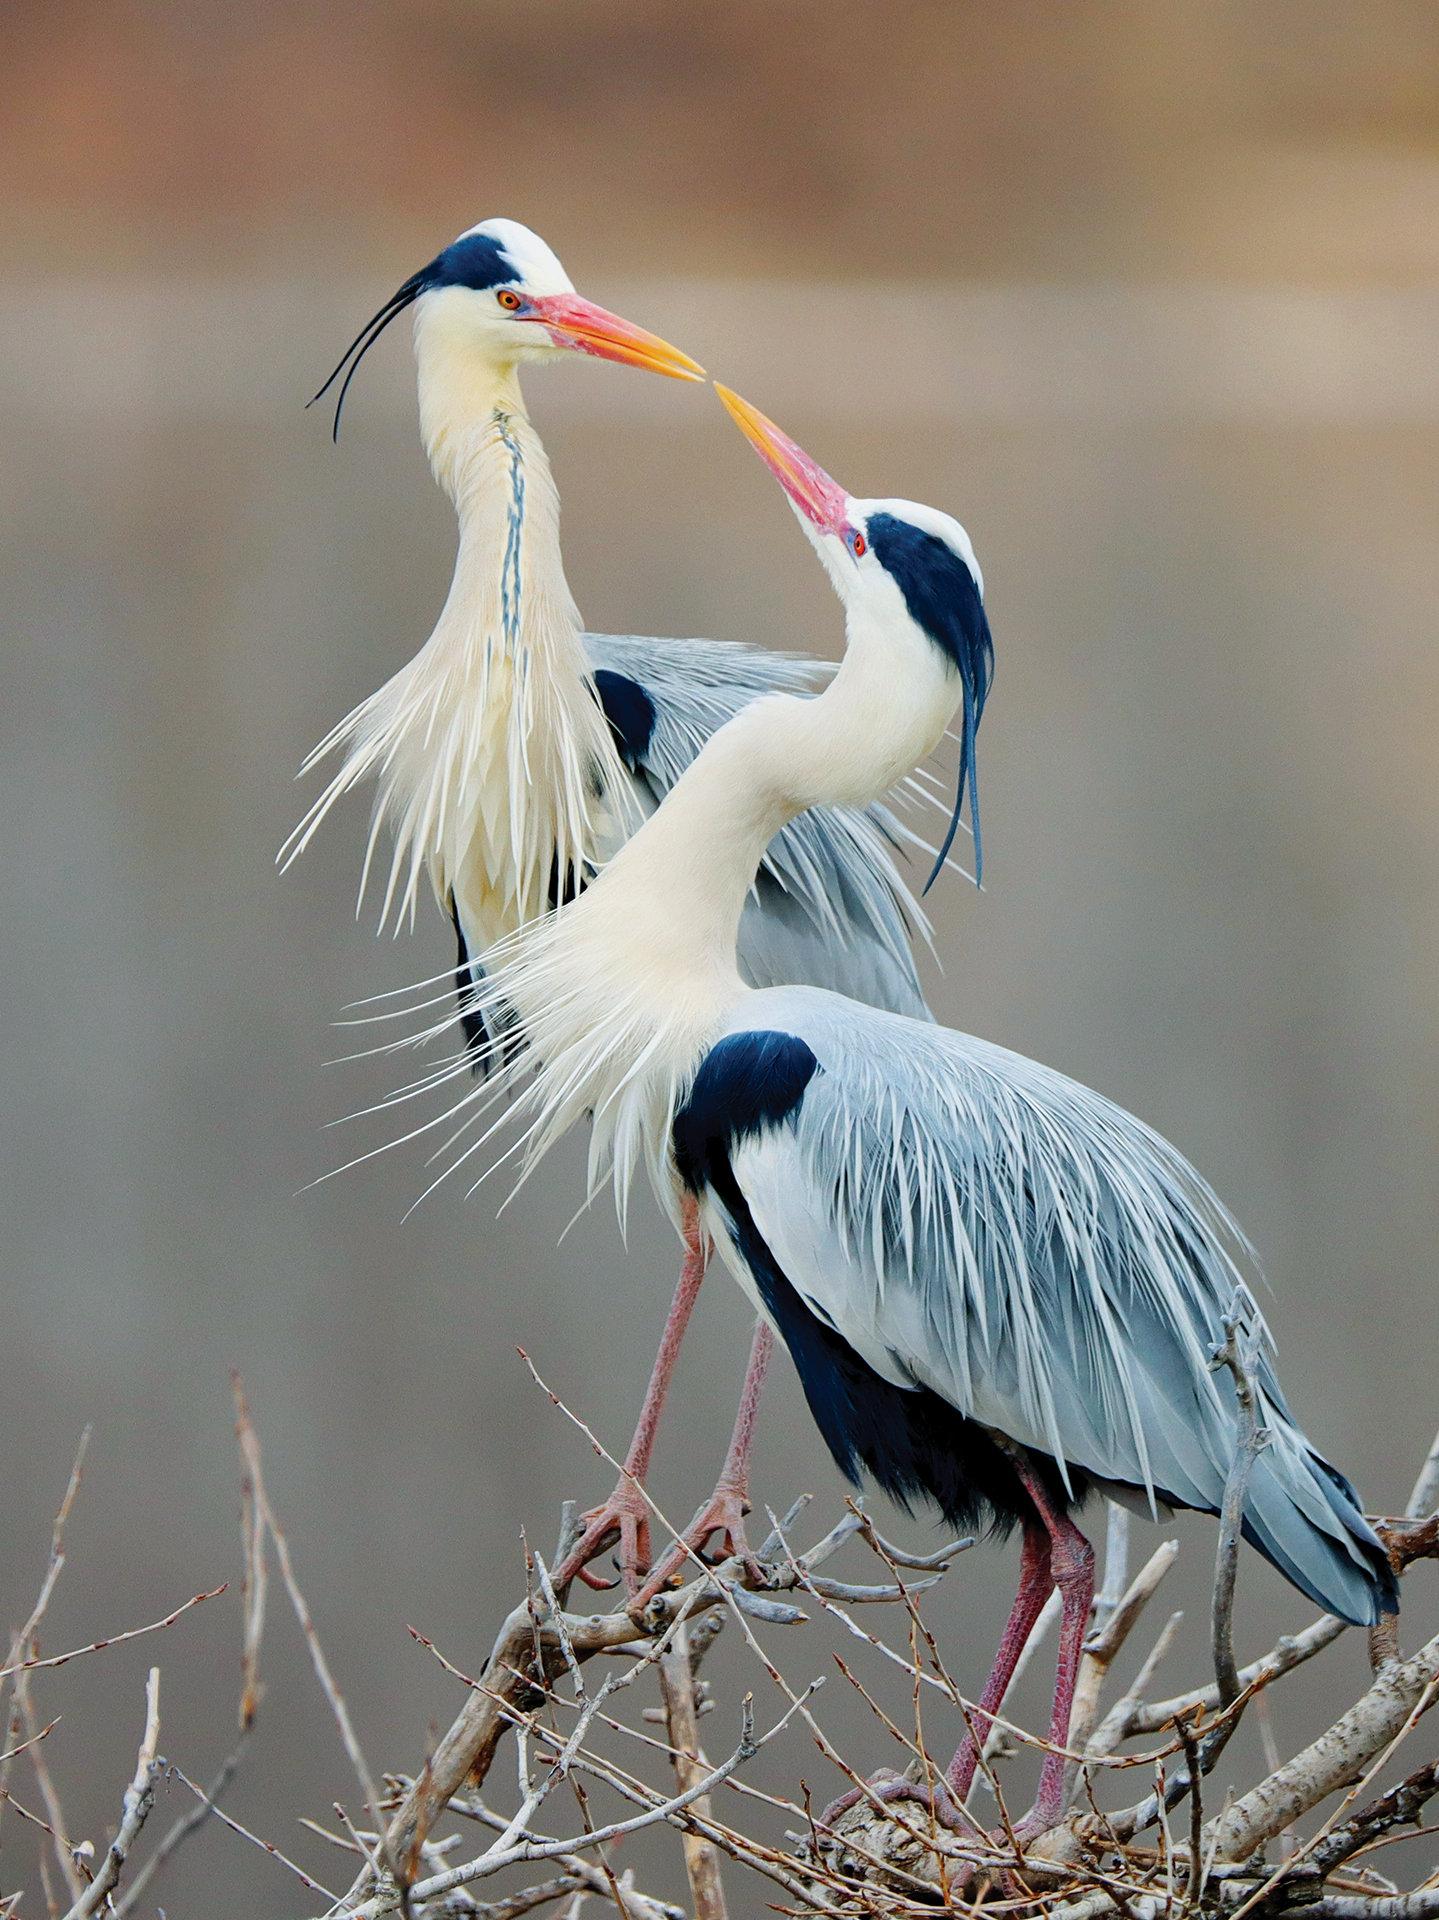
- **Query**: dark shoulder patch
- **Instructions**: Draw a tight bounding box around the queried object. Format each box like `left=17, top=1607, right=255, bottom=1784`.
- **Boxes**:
left=593, top=669, right=658, bottom=774
left=449, top=898, right=491, bottom=1070
left=425, top=232, right=517, bottom=293
left=672, top=1030, right=819, bottom=1192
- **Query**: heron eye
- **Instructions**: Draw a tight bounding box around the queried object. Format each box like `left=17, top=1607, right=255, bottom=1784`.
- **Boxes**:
left=497, top=289, right=524, bottom=311
left=851, top=530, right=867, bottom=557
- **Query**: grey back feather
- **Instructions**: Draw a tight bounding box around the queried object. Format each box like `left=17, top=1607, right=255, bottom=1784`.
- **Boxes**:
left=719, top=985, right=1392, bottom=1625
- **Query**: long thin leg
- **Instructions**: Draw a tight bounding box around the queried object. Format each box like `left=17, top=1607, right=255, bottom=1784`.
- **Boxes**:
left=945, top=1520, right=1053, bottom=1802
left=635, top=1318, right=775, bottom=1602
left=551, top=1197, right=708, bottom=1594
left=820, top=1517, right=1055, bottom=1832
left=998, top=1450, right=1096, bottom=1837
left=818, top=1450, right=1093, bottom=1851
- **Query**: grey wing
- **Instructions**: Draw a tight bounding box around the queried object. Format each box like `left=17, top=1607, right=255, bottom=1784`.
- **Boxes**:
left=584, top=633, right=933, bottom=1019
left=723, top=986, right=1394, bottom=1625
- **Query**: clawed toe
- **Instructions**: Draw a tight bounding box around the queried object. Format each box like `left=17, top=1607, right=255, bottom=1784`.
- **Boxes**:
left=816, top=1768, right=965, bottom=1838
left=632, top=1481, right=760, bottom=1606
left=550, top=1484, right=653, bottom=1598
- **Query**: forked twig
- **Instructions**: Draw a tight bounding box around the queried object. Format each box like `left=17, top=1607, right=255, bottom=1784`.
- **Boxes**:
left=232, top=1373, right=384, bottom=1837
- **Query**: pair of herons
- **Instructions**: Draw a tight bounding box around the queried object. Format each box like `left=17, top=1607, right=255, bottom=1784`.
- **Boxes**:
left=288, top=218, right=1396, bottom=1847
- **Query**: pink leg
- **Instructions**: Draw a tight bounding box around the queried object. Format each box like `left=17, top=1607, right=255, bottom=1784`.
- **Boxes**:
left=635, top=1318, right=775, bottom=1603
left=945, top=1520, right=1053, bottom=1802
left=820, top=1453, right=1093, bottom=1849
left=819, top=1520, right=1054, bottom=1833
left=999, top=1453, right=1095, bottom=1838
left=551, top=1198, right=708, bottom=1595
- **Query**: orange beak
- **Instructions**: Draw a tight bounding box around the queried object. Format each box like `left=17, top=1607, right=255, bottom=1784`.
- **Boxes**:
left=524, top=293, right=705, bottom=381
left=714, top=383, right=850, bottom=532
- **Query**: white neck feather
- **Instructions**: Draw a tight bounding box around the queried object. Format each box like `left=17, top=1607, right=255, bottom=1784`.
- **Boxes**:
left=477, top=605, right=957, bottom=1220
left=284, top=310, right=626, bottom=938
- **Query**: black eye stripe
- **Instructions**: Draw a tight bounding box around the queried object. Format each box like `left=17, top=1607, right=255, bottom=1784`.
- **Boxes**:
left=423, top=232, right=519, bottom=293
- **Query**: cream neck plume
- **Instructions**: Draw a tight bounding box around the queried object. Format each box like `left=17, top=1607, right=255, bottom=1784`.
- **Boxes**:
left=429, top=610, right=960, bottom=1222
left=280, top=321, right=627, bottom=937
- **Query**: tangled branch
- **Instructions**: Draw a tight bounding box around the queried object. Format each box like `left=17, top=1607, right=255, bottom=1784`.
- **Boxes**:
left=0, top=1369, right=1433, bottom=1920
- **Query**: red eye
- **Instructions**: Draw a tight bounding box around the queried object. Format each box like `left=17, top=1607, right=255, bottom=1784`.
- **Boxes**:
left=497, top=289, right=523, bottom=311
left=852, top=531, right=867, bottom=557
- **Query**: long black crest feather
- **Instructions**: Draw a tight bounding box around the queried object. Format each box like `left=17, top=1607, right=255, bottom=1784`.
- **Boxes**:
left=308, top=273, right=427, bottom=442
left=924, top=674, right=982, bottom=894
left=865, top=511, right=995, bottom=895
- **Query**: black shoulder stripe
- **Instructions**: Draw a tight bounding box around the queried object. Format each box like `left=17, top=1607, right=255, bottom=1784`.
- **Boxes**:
left=672, top=1029, right=819, bottom=1194
left=593, top=668, right=658, bottom=774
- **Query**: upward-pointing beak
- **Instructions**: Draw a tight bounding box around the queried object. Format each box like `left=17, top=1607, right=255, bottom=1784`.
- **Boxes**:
left=713, top=384, right=849, bottom=534
left=523, top=293, right=705, bottom=381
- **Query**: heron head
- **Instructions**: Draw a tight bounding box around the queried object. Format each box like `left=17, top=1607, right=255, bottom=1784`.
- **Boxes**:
left=715, top=384, right=994, bottom=891
left=312, top=218, right=703, bottom=438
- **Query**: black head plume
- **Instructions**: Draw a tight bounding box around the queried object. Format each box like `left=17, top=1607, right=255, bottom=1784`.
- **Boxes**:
left=865, top=511, right=996, bottom=892
left=308, top=270, right=428, bottom=442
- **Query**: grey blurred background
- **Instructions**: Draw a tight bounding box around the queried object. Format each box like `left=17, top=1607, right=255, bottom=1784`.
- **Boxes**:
left=2, top=2, right=1437, bottom=1910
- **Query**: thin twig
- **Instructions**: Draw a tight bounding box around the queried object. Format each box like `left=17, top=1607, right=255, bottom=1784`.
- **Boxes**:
left=232, top=1374, right=384, bottom=1836
left=0, top=1429, right=91, bottom=1885
left=0, top=1587, right=226, bottom=1681
left=17, top=1671, right=84, bottom=1906
left=167, top=1762, right=339, bottom=1900
left=0, top=1718, right=59, bottom=1768
left=64, top=1667, right=161, bottom=1919
left=1210, top=1296, right=1271, bottom=1711
left=113, top=1736, right=249, bottom=1918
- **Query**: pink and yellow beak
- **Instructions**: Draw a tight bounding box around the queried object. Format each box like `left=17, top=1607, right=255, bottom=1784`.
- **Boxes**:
left=714, top=383, right=850, bottom=533
left=523, top=292, right=705, bottom=382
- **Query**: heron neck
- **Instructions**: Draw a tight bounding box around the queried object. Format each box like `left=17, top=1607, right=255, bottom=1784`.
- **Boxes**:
left=330, top=320, right=621, bottom=933
left=598, top=604, right=955, bottom=989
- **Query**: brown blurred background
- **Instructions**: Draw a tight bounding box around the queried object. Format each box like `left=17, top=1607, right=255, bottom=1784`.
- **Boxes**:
left=2, top=2, right=1437, bottom=1910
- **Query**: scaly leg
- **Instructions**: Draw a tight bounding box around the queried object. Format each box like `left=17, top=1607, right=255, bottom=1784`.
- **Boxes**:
left=818, top=1519, right=1054, bottom=1832
left=946, top=1519, right=1053, bottom=1802
left=997, top=1452, right=1094, bottom=1841
left=551, top=1198, right=708, bottom=1596
left=635, top=1317, right=775, bottom=1603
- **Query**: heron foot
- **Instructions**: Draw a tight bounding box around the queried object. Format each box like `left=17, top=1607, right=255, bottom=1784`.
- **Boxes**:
left=632, top=1479, right=763, bottom=1609
left=815, top=1772, right=1070, bottom=1892
left=816, top=1768, right=967, bottom=1837
left=550, top=1477, right=652, bottom=1597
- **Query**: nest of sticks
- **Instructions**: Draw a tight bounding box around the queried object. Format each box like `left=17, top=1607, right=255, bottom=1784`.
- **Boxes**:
left=1, top=1357, right=1436, bottom=1920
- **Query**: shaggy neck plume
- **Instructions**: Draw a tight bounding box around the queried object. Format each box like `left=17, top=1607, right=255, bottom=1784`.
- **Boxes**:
left=481, top=607, right=959, bottom=1215
left=284, top=314, right=625, bottom=939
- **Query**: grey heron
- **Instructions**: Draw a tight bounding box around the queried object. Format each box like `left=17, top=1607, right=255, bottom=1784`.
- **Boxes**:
left=422, top=384, right=1396, bottom=1845
left=283, top=221, right=962, bottom=1591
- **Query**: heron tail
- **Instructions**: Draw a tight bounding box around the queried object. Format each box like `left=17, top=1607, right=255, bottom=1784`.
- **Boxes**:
left=1239, top=1427, right=1398, bottom=1626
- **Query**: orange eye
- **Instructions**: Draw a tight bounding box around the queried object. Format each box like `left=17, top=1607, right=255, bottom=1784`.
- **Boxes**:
left=497, top=289, right=523, bottom=311
left=852, top=531, right=867, bottom=557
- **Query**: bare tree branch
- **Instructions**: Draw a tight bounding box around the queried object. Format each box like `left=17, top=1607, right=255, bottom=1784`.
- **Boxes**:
left=1206, top=1635, right=1439, bottom=1864
left=1210, top=1298, right=1271, bottom=1711
left=63, top=1667, right=161, bottom=1920
left=658, top=1616, right=730, bottom=1920
left=1405, top=1426, right=1439, bottom=1522
left=0, top=1586, right=226, bottom=1683
left=231, top=1373, right=384, bottom=1837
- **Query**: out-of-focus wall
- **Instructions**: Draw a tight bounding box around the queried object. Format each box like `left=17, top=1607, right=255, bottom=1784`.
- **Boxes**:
left=2, top=5, right=1436, bottom=1910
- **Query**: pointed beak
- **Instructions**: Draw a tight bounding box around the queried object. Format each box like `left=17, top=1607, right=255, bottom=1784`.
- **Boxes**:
left=713, top=384, right=849, bottom=534
left=522, top=292, right=705, bottom=381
